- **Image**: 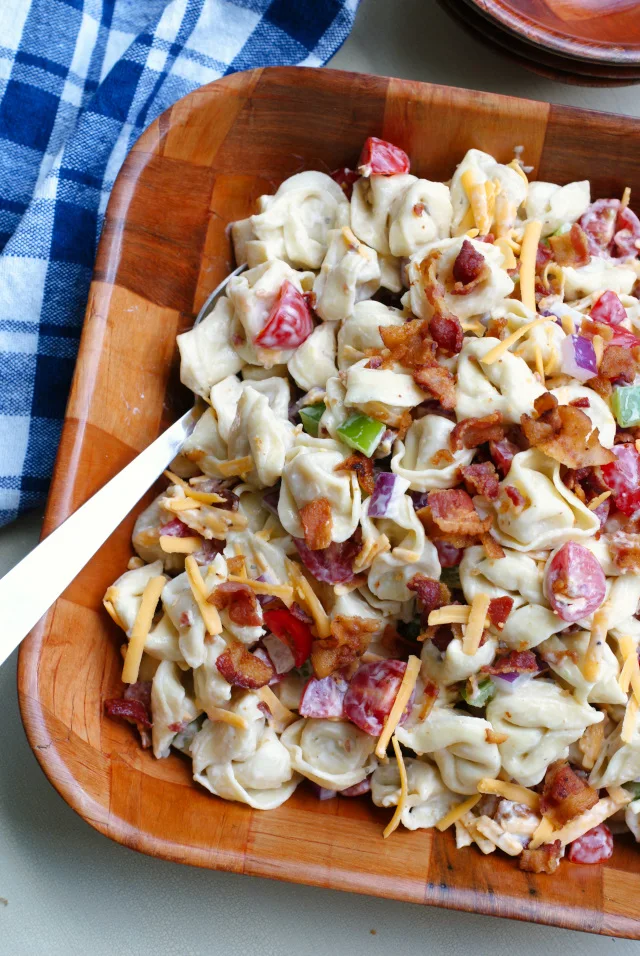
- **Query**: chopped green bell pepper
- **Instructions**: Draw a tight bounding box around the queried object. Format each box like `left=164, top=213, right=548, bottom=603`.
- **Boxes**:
left=612, top=386, right=640, bottom=428
left=440, top=566, right=461, bottom=591
left=460, top=676, right=496, bottom=709
left=336, top=413, right=386, bottom=457
left=299, top=402, right=326, bottom=437
left=624, top=781, right=640, bottom=801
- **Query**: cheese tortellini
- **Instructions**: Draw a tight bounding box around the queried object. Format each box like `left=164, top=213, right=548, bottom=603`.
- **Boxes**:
left=455, top=336, right=545, bottom=424
left=371, top=758, right=458, bottom=829
left=281, top=718, right=377, bottom=790
left=391, top=415, right=474, bottom=491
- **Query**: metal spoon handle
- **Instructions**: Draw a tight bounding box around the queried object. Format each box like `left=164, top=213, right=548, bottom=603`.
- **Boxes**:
left=0, top=408, right=197, bottom=667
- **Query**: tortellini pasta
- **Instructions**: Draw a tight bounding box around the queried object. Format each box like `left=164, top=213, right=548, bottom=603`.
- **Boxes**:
left=313, top=228, right=380, bottom=322
left=391, top=415, right=474, bottom=492
left=177, top=297, right=244, bottom=399
left=288, top=321, right=338, bottom=391
left=486, top=680, right=603, bottom=787
left=538, top=632, right=626, bottom=706
left=336, top=300, right=404, bottom=370
left=589, top=710, right=640, bottom=789
left=563, top=257, right=637, bottom=300
left=421, top=633, right=497, bottom=686
left=387, top=179, right=453, bottom=256
left=523, top=180, right=590, bottom=237
left=151, top=661, right=200, bottom=759
left=450, top=148, right=527, bottom=237
left=371, top=758, right=458, bottom=829
left=227, top=386, right=295, bottom=489
left=455, top=336, right=546, bottom=424
left=104, top=560, right=165, bottom=635
left=345, top=361, right=427, bottom=411
left=350, top=173, right=416, bottom=255
left=281, top=718, right=377, bottom=790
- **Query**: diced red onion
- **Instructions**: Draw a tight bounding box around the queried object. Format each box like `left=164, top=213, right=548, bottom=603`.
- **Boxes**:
left=490, top=673, right=534, bottom=693
left=308, top=782, right=337, bottom=801
left=340, top=777, right=372, bottom=797
left=262, top=486, right=280, bottom=516
left=409, top=490, right=430, bottom=511
left=368, top=473, right=410, bottom=518
left=262, top=634, right=296, bottom=675
left=560, top=335, right=597, bottom=382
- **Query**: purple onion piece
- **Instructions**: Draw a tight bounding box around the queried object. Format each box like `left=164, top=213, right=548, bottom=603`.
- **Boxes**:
left=560, top=334, right=597, bottom=382
left=262, top=634, right=295, bottom=675
left=409, top=490, right=430, bottom=511
left=262, top=485, right=280, bottom=516
left=308, top=782, right=337, bottom=801
left=368, top=472, right=398, bottom=517
left=294, top=535, right=360, bottom=585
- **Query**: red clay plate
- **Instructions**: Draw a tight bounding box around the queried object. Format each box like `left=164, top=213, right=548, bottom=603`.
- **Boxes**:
left=470, top=0, right=640, bottom=65
left=17, top=67, right=640, bottom=938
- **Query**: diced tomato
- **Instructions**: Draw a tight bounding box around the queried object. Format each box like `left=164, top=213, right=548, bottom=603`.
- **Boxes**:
left=544, top=541, right=606, bottom=623
left=434, top=540, right=463, bottom=568
left=489, top=438, right=519, bottom=478
left=601, top=443, right=640, bottom=517
left=358, top=137, right=410, bottom=176
left=614, top=205, right=640, bottom=259
left=567, top=824, right=613, bottom=864
left=299, top=675, right=349, bottom=718
left=343, top=659, right=412, bottom=736
left=590, top=290, right=627, bottom=325
left=159, top=517, right=193, bottom=537
left=608, top=325, right=640, bottom=348
left=263, top=608, right=313, bottom=668
left=254, top=280, right=314, bottom=350
left=330, top=167, right=359, bottom=199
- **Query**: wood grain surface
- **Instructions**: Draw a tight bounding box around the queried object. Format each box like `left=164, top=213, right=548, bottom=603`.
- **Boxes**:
left=472, top=0, right=640, bottom=64
left=16, top=66, right=640, bottom=939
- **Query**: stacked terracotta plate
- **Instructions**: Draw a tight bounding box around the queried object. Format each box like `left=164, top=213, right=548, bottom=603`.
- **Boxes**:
left=438, top=0, right=640, bottom=86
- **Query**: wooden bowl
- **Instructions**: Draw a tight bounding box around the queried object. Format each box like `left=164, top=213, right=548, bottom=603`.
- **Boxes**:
left=469, top=0, right=640, bottom=66
left=17, top=67, right=640, bottom=939
left=441, top=0, right=640, bottom=85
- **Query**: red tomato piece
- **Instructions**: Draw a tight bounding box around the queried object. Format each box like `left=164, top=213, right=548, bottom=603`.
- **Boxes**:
left=614, top=205, right=640, bottom=259
left=330, top=167, right=359, bottom=199
left=579, top=199, right=620, bottom=255
left=434, top=539, right=463, bottom=568
left=343, top=660, right=412, bottom=736
left=254, top=280, right=314, bottom=350
left=544, top=541, right=606, bottom=623
left=489, top=438, right=519, bottom=478
left=590, top=290, right=627, bottom=325
left=358, top=137, right=410, bottom=176
left=299, top=675, right=349, bottom=718
left=567, top=824, right=613, bottom=864
left=608, top=325, right=640, bottom=348
left=601, top=443, right=640, bottom=518
left=263, top=608, right=313, bottom=668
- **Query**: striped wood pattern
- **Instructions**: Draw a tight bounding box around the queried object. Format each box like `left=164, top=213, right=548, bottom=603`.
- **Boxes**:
left=16, top=66, right=640, bottom=939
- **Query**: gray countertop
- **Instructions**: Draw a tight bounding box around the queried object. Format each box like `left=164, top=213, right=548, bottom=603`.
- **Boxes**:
left=2, top=1, right=640, bottom=952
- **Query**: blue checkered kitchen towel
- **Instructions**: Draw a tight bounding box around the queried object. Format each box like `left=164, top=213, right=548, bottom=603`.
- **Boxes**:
left=0, top=0, right=359, bottom=526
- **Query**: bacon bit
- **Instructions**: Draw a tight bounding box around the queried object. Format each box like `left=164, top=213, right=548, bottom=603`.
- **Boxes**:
left=378, top=319, right=436, bottom=370
left=311, top=615, right=379, bottom=679
left=430, top=311, right=464, bottom=354
left=599, top=344, right=638, bottom=383
left=419, top=682, right=439, bottom=720
left=519, top=840, right=562, bottom=874
left=431, top=448, right=455, bottom=467
left=486, top=316, right=508, bottom=340
left=422, top=622, right=462, bottom=652
left=548, top=224, right=590, bottom=267
left=366, top=355, right=384, bottom=369
left=413, top=365, right=456, bottom=410
left=335, top=453, right=375, bottom=496
left=569, top=397, right=590, bottom=408
left=588, top=375, right=613, bottom=400
left=461, top=462, right=500, bottom=500
left=504, top=485, right=526, bottom=507
left=105, top=691, right=152, bottom=742
left=451, top=239, right=489, bottom=294
left=210, top=581, right=262, bottom=627
left=330, top=167, right=359, bottom=199
left=481, top=532, right=505, bottom=560
left=486, top=597, right=514, bottom=630
left=486, top=728, right=509, bottom=745
left=609, top=531, right=640, bottom=572
left=536, top=242, right=553, bottom=270
left=226, top=555, right=246, bottom=576
left=450, top=412, right=506, bottom=451
left=539, top=760, right=599, bottom=828
left=483, top=649, right=536, bottom=674
left=426, top=489, right=493, bottom=538
left=408, top=575, right=452, bottom=628
left=489, top=437, right=519, bottom=477
left=521, top=393, right=615, bottom=468
left=215, top=638, right=274, bottom=689
left=434, top=539, right=464, bottom=567
left=299, top=497, right=333, bottom=551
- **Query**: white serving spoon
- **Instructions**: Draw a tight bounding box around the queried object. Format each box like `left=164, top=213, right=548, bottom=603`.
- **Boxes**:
left=0, top=263, right=246, bottom=668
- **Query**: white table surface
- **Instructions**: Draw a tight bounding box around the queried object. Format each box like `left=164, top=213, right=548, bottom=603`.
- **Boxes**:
left=2, top=2, right=640, bottom=952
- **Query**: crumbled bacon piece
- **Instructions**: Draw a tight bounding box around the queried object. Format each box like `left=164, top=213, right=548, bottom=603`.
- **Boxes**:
left=413, top=365, right=456, bottom=410
left=105, top=695, right=151, bottom=730
left=536, top=242, right=553, bottom=270
left=489, top=437, right=519, bottom=477
left=599, top=344, right=638, bottom=384
left=461, top=462, right=500, bottom=500
left=451, top=239, right=488, bottom=294
left=450, top=412, right=505, bottom=450
left=335, top=453, right=375, bottom=496
left=425, top=622, right=462, bottom=654
left=215, top=638, right=274, bottom=689
left=519, top=841, right=562, bottom=874
left=480, top=532, right=505, bottom=560
left=425, top=489, right=493, bottom=537
left=430, top=311, right=464, bottom=354
left=226, top=555, right=246, bottom=576
left=504, top=485, right=526, bottom=508
left=486, top=597, right=514, bottom=630
left=299, top=497, right=333, bottom=551
left=569, top=397, right=590, bottom=408
left=486, top=316, right=508, bottom=339
left=609, top=531, right=640, bottom=572
left=210, top=581, right=262, bottom=627
left=539, top=760, right=599, bottom=828
left=330, top=166, right=359, bottom=199
left=379, top=319, right=436, bottom=370
left=434, top=539, right=464, bottom=567
left=521, top=393, right=615, bottom=468
left=587, top=375, right=612, bottom=400
left=483, top=648, right=536, bottom=674
left=408, top=575, right=451, bottom=626
left=311, top=615, right=378, bottom=679
left=548, top=223, right=590, bottom=267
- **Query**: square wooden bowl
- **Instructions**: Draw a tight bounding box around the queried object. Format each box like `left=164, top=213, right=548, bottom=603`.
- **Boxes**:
left=17, top=67, right=640, bottom=938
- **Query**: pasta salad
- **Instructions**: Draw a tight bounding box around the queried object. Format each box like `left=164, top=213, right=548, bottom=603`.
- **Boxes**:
left=104, top=137, right=640, bottom=874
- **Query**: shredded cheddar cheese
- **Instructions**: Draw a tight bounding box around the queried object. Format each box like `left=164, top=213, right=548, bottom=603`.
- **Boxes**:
left=435, top=794, right=481, bottom=832
left=461, top=169, right=493, bottom=235
left=184, top=555, right=222, bottom=636
left=617, top=634, right=640, bottom=706
left=593, top=334, right=605, bottom=367
left=534, top=344, right=545, bottom=384
left=428, top=605, right=471, bottom=626
left=382, top=736, right=407, bottom=839
left=621, top=694, right=639, bottom=744
left=206, top=707, right=249, bottom=730
left=560, top=313, right=575, bottom=336
left=480, top=317, right=548, bottom=365
left=477, top=778, right=540, bottom=811
left=287, top=559, right=331, bottom=638
left=582, top=606, right=608, bottom=682
left=163, top=470, right=225, bottom=505
left=216, top=456, right=253, bottom=478
left=227, top=573, right=294, bottom=607
left=103, top=598, right=124, bottom=630
left=375, top=654, right=422, bottom=758
left=518, top=219, right=542, bottom=312
left=622, top=186, right=631, bottom=209
left=162, top=496, right=203, bottom=512
left=122, top=575, right=166, bottom=683
left=543, top=796, right=625, bottom=847
left=587, top=490, right=611, bottom=511
left=462, top=593, right=490, bottom=656
left=495, top=237, right=517, bottom=270
left=507, top=158, right=529, bottom=186
left=257, top=686, right=296, bottom=732
left=528, top=815, right=554, bottom=850
left=159, top=535, right=202, bottom=554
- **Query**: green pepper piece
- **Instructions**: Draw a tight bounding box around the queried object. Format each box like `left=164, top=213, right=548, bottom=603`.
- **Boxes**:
left=336, top=413, right=386, bottom=457
left=551, top=222, right=571, bottom=237
left=440, top=566, right=461, bottom=591
left=460, top=676, right=495, bottom=709
left=624, top=781, right=640, bottom=801
left=612, top=386, right=640, bottom=428
left=299, top=402, right=326, bottom=437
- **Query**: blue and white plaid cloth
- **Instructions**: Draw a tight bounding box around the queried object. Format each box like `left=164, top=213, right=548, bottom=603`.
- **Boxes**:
left=0, top=0, right=359, bottom=526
